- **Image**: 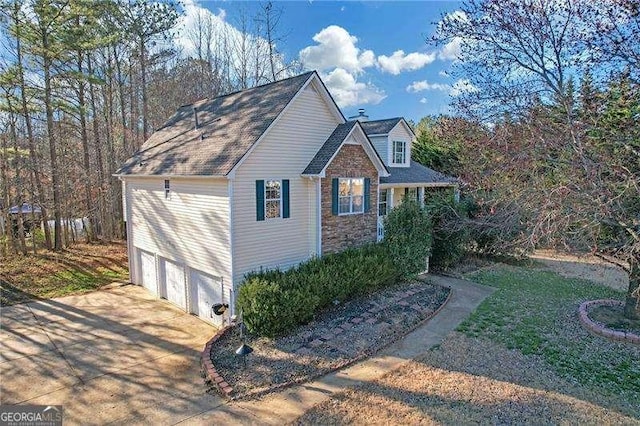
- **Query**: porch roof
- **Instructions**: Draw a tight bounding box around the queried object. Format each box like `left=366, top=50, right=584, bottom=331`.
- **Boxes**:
left=381, top=160, right=457, bottom=186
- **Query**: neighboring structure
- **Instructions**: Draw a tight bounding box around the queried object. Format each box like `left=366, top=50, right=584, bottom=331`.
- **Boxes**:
left=115, top=71, right=457, bottom=325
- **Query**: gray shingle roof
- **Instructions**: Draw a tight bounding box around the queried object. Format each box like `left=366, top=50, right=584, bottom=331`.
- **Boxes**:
left=302, top=121, right=358, bottom=175
left=360, top=117, right=403, bottom=135
left=116, top=71, right=316, bottom=176
left=382, top=160, right=457, bottom=185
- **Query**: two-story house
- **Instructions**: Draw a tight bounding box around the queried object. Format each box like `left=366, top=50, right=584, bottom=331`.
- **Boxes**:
left=115, top=71, right=457, bottom=325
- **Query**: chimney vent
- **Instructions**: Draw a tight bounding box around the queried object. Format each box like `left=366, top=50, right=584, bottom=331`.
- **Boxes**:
left=193, top=106, right=199, bottom=129
left=348, top=108, right=369, bottom=122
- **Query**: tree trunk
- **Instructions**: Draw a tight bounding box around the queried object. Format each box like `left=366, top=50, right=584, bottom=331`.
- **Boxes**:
left=625, top=261, right=640, bottom=320
left=14, top=0, right=51, bottom=250
left=87, top=54, right=105, bottom=238
left=41, top=23, right=63, bottom=251
left=1, top=130, right=14, bottom=256
left=139, top=38, right=149, bottom=141
left=77, top=49, right=94, bottom=242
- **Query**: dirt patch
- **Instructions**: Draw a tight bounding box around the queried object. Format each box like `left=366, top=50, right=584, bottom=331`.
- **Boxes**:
left=0, top=241, right=128, bottom=305
left=293, top=334, right=640, bottom=425
left=209, top=279, right=450, bottom=399
left=530, top=250, right=628, bottom=291
left=589, top=304, right=640, bottom=335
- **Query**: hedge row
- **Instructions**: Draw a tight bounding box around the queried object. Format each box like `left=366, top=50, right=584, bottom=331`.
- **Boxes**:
left=236, top=243, right=398, bottom=337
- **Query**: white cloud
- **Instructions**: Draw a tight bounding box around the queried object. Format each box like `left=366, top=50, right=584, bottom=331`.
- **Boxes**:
left=377, top=50, right=436, bottom=75
left=299, top=25, right=375, bottom=73
left=419, top=98, right=427, bottom=104
left=321, top=68, right=386, bottom=108
left=438, top=70, right=450, bottom=78
left=406, top=80, right=450, bottom=93
left=438, top=37, right=462, bottom=61
left=450, top=79, right=479, bottom=96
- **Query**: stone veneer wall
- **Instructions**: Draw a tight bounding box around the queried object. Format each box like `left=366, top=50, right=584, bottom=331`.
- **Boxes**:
left=321, top=144, right=378, bottom=254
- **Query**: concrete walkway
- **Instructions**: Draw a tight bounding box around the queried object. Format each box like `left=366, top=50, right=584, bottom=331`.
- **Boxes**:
left=179, top=275, right=495, bottom=425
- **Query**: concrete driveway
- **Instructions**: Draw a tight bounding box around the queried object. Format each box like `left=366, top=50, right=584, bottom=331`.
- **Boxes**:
left=0, top=283, right=222, bottom=424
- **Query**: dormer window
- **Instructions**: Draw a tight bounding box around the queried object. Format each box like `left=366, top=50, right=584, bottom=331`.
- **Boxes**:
left=392, top=141, right=406, bottom=164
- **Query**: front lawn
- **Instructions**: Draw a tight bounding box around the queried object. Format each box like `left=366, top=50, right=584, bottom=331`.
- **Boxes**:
left=459, top=264, right=639, bottom=404
left=293, top=263, right=640, bottom=423
left=0, top=241, right=129, bottom=305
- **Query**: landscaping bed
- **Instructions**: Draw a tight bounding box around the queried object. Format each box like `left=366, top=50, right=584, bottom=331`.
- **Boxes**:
left=208, top=278, right=450, bottom=399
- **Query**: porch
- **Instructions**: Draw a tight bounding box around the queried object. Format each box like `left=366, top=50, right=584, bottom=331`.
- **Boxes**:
left=376, top=185, right=458, bottom=242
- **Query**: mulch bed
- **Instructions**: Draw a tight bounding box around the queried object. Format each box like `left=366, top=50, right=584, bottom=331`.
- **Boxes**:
left=209, top=278, right=451, bottom=399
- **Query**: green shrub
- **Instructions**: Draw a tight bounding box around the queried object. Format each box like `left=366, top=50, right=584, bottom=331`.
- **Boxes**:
left=236, top=243, right=398, bottom=337
left=426, top=193, right=472, bottom=270
left=383, top=199, right=432, bottom=279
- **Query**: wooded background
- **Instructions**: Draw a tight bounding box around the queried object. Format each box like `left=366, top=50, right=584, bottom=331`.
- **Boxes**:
left=0, top=0, right=297, bottom=255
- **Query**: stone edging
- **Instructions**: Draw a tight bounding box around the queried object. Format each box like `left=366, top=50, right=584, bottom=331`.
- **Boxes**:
left=578, top=299, right=640, bottom=345
left=201, top=283, right=454, bottom=400
left=200, top=325, right=235, bottom=398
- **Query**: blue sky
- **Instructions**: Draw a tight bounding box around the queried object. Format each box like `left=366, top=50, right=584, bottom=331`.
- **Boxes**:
left=179, top=1, right=466, bottom=123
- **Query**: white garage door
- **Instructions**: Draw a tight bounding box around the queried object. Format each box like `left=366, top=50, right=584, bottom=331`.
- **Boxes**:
left=139, top=249, right=157, bottom=294
left=189, top=269, right=223, bottom=325
left=161, top=258, right=187, bottom=310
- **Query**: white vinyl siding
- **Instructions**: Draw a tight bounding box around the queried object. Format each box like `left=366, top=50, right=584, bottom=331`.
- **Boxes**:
left=126, top=176, right=232, bottom=293
left=232, top=84, right=340, bottom=284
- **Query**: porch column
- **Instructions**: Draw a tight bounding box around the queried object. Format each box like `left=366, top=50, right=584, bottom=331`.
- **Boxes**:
left=389, top=188, right=395, bottom=209
left=418, top=187, right=425, bottom=207
left=454, top=186, right=461, bottom=203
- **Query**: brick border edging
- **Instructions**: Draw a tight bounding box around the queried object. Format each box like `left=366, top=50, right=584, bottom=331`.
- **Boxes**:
left=200, top=325, right=235, bottom=398
left=237, top=284, right=454, bottom=401
left=578, top=299, right=640, bottom=345
left=201, top=284, right=453, bottom=401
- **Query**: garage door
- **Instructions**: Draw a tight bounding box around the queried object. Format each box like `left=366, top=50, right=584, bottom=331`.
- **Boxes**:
left=161, top=258, right=187, bottom=309
left=139, top=249, right=157, bottom=294
left=189, top=269, right=223, bottom=325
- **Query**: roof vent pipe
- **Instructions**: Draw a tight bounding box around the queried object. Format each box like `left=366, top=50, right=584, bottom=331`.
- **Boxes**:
left=348, top=108, right=369, bottom=122
left=193, top=106, right=199, bottom=129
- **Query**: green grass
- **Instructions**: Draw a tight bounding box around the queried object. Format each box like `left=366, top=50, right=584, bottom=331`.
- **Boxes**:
left=459, top=264, right=640, bottom=401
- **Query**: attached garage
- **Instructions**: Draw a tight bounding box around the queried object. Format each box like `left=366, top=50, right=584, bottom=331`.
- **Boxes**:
left=189, top=269, right=224, bottom=326
left=160, top=258, right=187, bottom=310
left=138, top=249, right=157, bottom=294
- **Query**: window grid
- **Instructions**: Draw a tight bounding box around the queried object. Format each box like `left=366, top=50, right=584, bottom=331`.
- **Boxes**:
left=164, top=179, right=170, bottom=200
left=338, top=178, right=364, bottom=215
left=378, top=189, right=388, bottom=216
left=393, top=141, right=406, bottom=164
left=265, top=180, right=282, bottom=219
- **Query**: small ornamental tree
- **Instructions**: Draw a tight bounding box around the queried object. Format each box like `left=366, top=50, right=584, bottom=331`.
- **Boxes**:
left=383, top=199, right=433, bottom=279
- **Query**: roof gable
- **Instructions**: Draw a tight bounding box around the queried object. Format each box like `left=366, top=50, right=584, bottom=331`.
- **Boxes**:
left=116, top=72, right=316, bottom=176
left=303, top=121, right=388, bottom=177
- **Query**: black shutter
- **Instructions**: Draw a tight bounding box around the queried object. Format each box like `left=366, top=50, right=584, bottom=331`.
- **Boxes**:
left=332, top=178, right=339, bottom=215
left=282, top=179, right=290, bottom=218
left=364, top=178, right=371, bottom=212
left=256, top=180, right=265, bottom=221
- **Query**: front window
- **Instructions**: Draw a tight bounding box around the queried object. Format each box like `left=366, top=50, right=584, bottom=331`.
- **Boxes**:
left=392, top=141, right=406, bottom=164
left=338, top=178, right=364, bottom=214
left=265, top=180, right=281, bottom=219
left=408, top=188, right=418, bottom=203
left=378, top=189, right=388, bottom=216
